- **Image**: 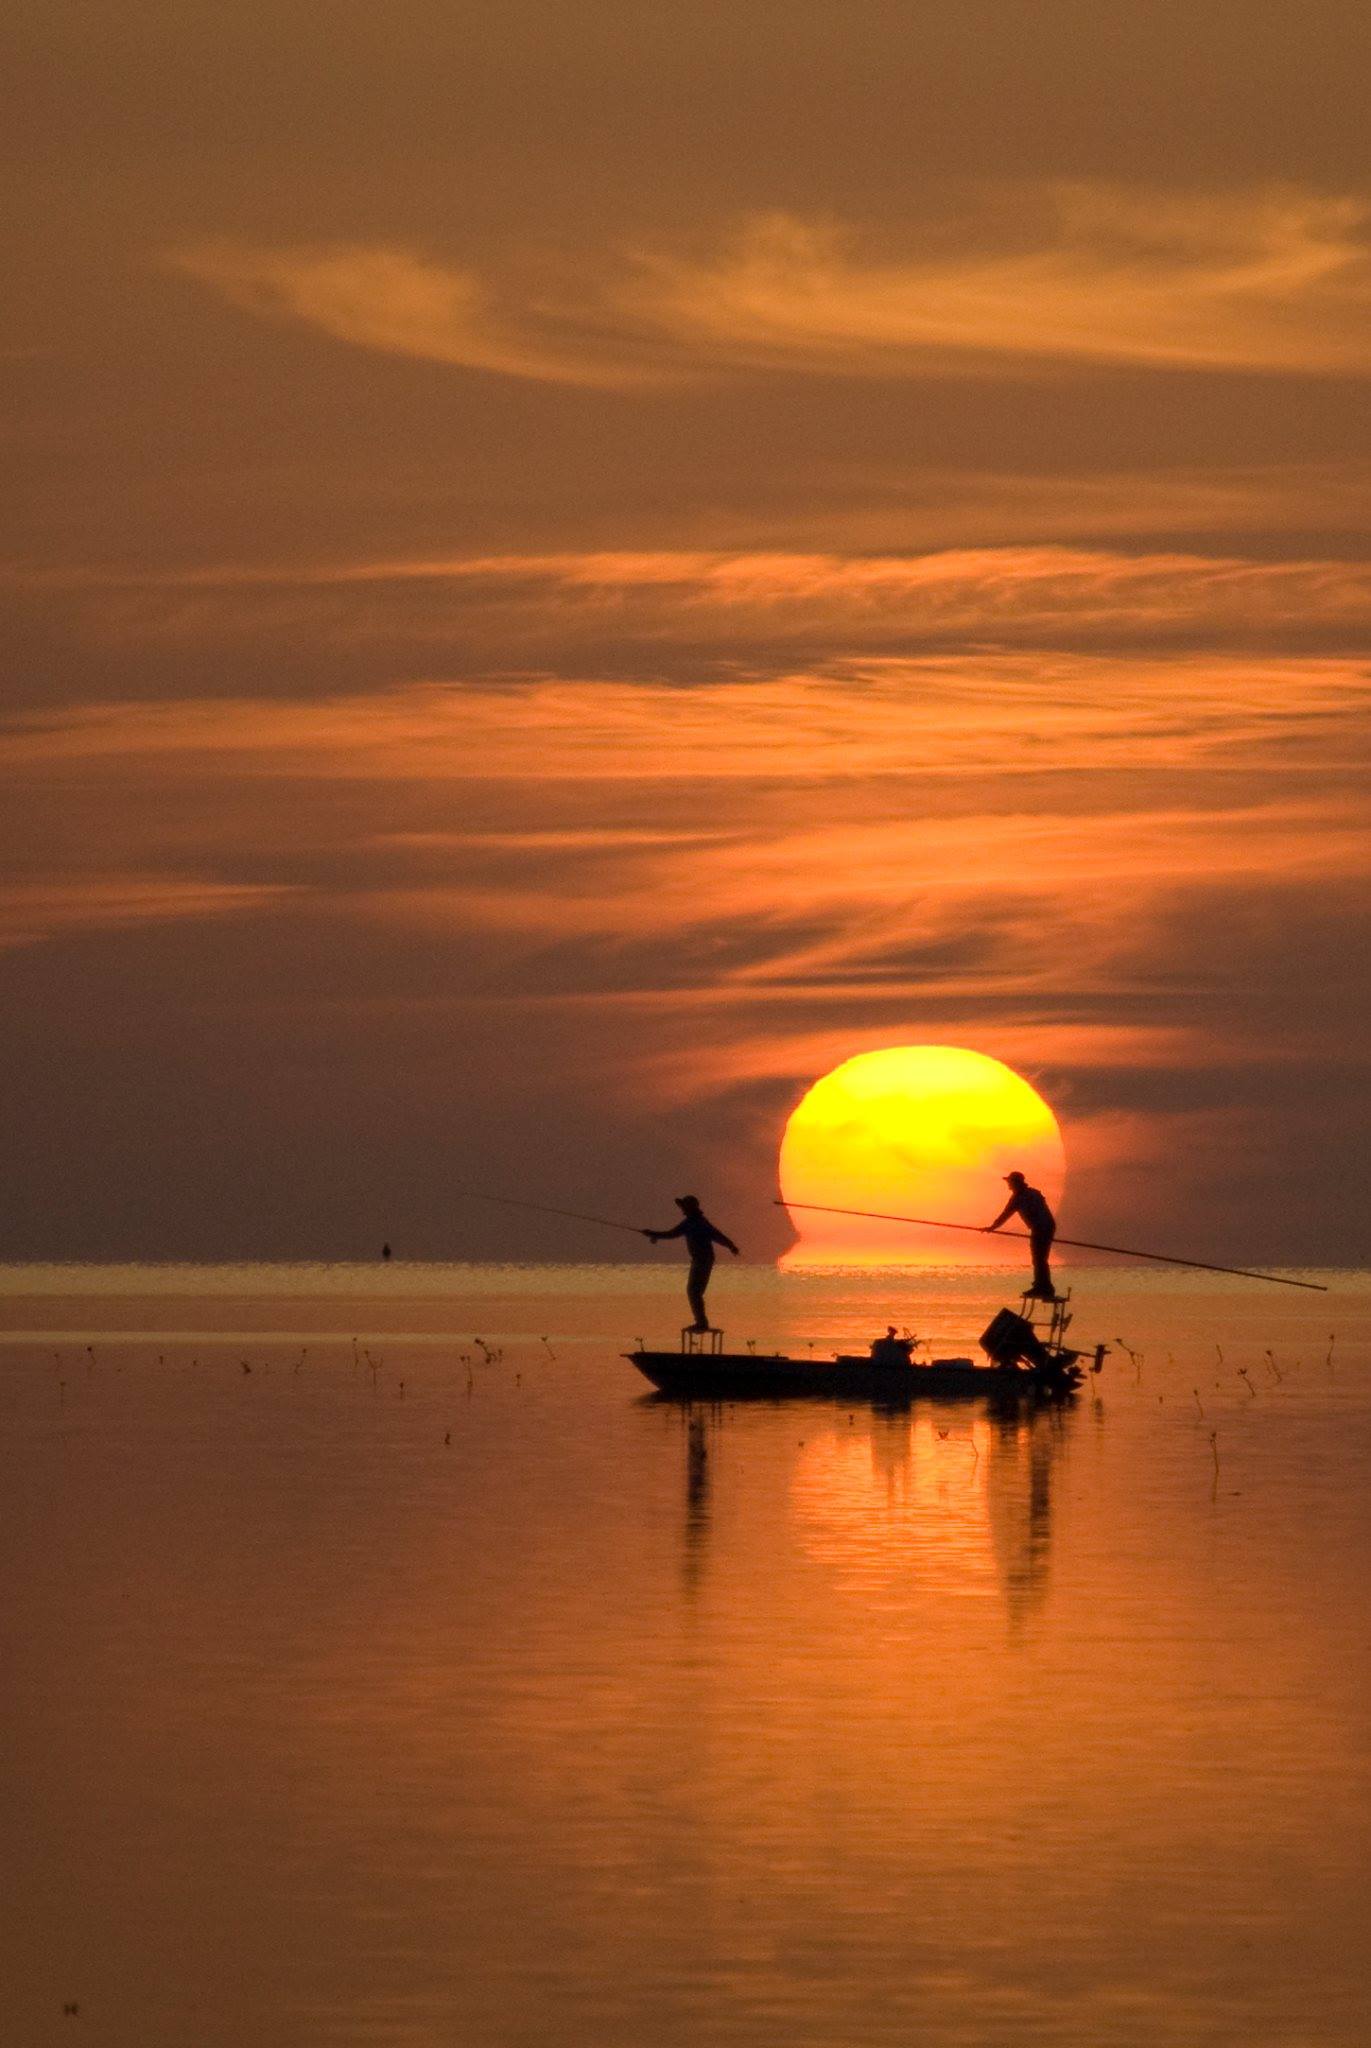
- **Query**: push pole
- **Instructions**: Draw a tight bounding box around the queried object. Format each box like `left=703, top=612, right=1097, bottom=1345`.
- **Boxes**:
left=773, top=1200, right=1328, bottom=1292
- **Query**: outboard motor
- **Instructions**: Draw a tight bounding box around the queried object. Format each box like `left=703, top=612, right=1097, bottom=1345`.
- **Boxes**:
left=979, top=1307, right=1054, bottom=1371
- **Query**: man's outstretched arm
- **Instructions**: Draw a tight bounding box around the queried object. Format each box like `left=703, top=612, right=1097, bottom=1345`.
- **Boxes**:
left=644, top=1219, right=687, bottom=1243
left=984, top=1198, right=1018, bottom=1232
left=710, top=1226, right=740, bottom=1254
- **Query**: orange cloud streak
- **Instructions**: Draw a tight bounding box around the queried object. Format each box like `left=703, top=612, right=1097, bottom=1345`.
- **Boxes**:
left=172, top=187, right=1371, bottom=385
left=5, top=657, right=1367, bottom=782
left=0, top=878, right=295, bottom=950
left=33, top=546, right=1371, bottom=662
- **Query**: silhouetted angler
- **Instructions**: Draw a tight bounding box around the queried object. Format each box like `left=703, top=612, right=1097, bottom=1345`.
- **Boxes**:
left=643, top=1196, right=739, bottom=1331
left=381, top=1242, right=392, bottom=1261
left=985, top=1171, right=1057, bottom=1298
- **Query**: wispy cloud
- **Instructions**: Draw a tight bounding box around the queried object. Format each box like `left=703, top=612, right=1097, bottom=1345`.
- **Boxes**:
left=3, top=655, right=1367, bottom=1252
left=5, top=657, right=1369, bottom=783
left=0, top=877, right=294, bottom=950
left=626, top=190, right=1371, bottom=377
left=168, top=242, right=675, bottom=389
left=2, top=662, right=1366, bottom=1016
left=171, top=186, right=1371, bottom=386
left=21, top=544, right=1371, bottom=667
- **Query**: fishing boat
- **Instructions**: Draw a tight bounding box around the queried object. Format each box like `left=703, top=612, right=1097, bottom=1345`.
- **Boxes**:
left=627, top=1297, right=1106, bottom=1404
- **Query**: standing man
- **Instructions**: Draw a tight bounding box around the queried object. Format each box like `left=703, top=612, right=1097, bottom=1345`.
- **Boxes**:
left=643, top=1195, right=740, bottom=1332
left=984, top=1171, right=1057, bottom=1300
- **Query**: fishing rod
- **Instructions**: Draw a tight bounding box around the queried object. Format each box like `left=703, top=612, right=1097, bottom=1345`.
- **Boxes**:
left=455, top=1188, right=647, bottom=1237
left=774, top=1200, right=1328, bottom=1292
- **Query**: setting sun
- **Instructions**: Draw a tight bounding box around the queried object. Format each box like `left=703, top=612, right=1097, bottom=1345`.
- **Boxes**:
left=778, top=1046, right=1065, bottom=1267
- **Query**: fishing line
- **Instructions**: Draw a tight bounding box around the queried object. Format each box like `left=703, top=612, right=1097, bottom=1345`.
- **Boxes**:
left=455, top=1188, right=647, bottom=1237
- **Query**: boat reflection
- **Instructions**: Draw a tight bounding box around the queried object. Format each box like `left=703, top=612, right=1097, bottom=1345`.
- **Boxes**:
left=793, top=1405, right=1069, bottom=1626
left=668, top=1395, right=1071, bottom=1629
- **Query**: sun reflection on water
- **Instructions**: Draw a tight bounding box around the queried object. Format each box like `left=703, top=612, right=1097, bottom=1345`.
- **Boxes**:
left=790, top=1407, right=1067, bottom=1621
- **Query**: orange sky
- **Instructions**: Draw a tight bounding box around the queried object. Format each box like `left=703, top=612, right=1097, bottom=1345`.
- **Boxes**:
left=2, top=2, right=1369, bottom=1260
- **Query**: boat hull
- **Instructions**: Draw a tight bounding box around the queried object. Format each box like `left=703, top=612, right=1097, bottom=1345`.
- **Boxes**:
left=627, top=1350, right=1082, bottom=1403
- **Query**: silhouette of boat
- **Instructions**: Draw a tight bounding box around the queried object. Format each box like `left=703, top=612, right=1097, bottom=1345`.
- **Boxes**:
left=628, top=1300, right=1105, bottom=1404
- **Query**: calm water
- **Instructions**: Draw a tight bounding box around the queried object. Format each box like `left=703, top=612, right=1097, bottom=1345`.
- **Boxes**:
left=2, top=1262, right=1369, bottom=2048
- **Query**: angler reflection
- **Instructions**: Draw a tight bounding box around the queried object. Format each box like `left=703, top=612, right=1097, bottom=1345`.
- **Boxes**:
left=674, top=1406, right=714, bottom=1593
left=985, top=1411, right=1062, bottom=1627
left=640, top=1396, right=718, bottom=1593
left=788, top=1402, right=1072, bottom=1627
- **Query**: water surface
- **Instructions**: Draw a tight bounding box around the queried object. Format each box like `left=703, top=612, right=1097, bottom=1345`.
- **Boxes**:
left=3, top=1263, right=1368, bottom=2046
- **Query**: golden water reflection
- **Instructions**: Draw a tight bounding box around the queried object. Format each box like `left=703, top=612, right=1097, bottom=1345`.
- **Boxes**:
left=678, top=1400, right=1067, bottom=1629
left=4, top=1269, right=1370, bottom=2048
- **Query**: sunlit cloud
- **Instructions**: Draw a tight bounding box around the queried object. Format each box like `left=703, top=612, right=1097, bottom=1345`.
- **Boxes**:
left=692, top=463, right=1371, bottom=554
left=2, top=653, right=1366, bottom=1256
left=167, top=242, right=672, bottom=389
left=5, top=657, right=1368, bottom=783
left=171, top=186, right=1371, bottom=386
left=626, top=190, right=1371, bottom=376
left=2, top=664, right=1366, bottom=1049
left=639, top=1024, right=1219, bottom=1096
left=0, top=877, right=294, bottom=950
left=22, top=544, right=1371, bottom=667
